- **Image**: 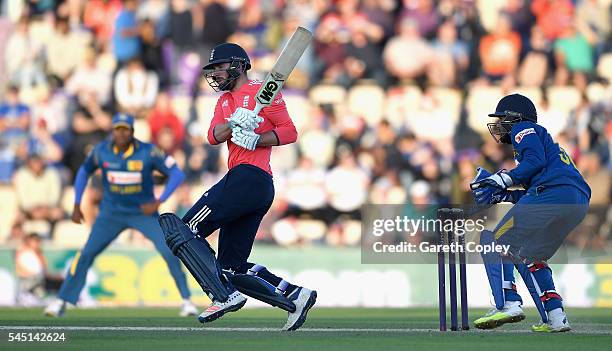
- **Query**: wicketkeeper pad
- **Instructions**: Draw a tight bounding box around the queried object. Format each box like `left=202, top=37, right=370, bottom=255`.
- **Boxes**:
left=159, top=213, right=232, bottom=302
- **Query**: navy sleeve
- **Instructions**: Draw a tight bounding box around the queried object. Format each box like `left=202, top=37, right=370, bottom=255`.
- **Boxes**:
left=507, top=122, right=546, bottom=185
left=74, top=146, right=100, bottom=204
left=150, top=146, right=185, bottom=202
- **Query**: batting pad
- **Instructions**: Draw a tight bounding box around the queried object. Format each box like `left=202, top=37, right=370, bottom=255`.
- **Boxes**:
left=159, top=213, right=231, bottom=302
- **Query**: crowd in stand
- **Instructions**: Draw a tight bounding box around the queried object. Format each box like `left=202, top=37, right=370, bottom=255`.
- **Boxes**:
left=0, top=0, right=610, bottom=248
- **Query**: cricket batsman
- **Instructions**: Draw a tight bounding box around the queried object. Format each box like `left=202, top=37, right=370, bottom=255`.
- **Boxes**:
left=470, top=94, right=591, bottom=332
left=45, top=113, right=197, bottom=317
left=157, top=43, right=317, bottom=331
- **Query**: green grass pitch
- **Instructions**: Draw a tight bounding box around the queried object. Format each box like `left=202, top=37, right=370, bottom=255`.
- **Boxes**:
left=1, top=307, right=611, bottom=351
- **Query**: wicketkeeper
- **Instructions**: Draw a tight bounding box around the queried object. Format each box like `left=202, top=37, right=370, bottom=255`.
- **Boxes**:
left=470, top=94, right=591, bottom=332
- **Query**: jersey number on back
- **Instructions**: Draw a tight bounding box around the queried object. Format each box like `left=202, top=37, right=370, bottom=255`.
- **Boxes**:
left=558, top=145, right=577, bottom=169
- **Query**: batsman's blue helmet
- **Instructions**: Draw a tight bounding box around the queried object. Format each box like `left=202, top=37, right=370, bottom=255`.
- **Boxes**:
left=202, top=43, right=251, bottom=91
left=203, top=43, right=251, bottom=71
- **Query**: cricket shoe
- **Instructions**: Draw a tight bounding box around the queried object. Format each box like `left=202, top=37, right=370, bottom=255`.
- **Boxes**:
left=532, top=308, right=571, bottom=333
left=179, top=299, right=199, bottom=317
left=474, top=301, right=525, bottom=329
left=282, top=287, right=317, bottom=331
left=198, top=291, right=247, bottom=323
left=44, top=298, right=66, bottom=317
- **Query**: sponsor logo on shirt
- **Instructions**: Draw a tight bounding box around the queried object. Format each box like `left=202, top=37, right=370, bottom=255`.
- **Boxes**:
left=102, top=162, right=120, bottom=169
left=107, top=171, right=142, bottom=185
left=514, top=128, right=535, bottom=144
left=127, top=160, right=143, bottom=171
left=222, top=100, right=229, bottom=108
left=273, top=97, right=284, bottom=105
left=243, top=95, right=249, bottom=107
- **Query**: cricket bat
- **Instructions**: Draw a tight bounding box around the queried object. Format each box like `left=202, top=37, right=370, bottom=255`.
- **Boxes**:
left=252, top=26, right=313, bottom=115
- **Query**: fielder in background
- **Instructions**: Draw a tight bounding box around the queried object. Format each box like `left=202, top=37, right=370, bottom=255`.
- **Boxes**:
left=45, top=114, right=197, bottom=317
left=470, top=94, right=591, bottom=332
left=158, top=42, right=317, bottom=331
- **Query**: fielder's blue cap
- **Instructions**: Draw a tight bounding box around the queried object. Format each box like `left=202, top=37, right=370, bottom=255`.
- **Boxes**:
left=112, top=113, right=134, bottom=129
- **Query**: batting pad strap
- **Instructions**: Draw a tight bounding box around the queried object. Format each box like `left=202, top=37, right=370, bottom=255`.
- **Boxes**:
left=528, top=262, right=548, bottom=272
left=540, top=290, right=562, bottom=302
left=159, top=213, right=231, bottom=302
left=229, top=274, right=296, bottom=312
left=275, top=280, right=290, bottom=294
left=502, top=281, right=517, bottom=291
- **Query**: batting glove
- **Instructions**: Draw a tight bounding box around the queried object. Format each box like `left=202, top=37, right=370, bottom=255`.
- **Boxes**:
left=227, top=107, right=264, bottom=131
left=470, top=170, right=514, bottom=191
left=231, top=126, right=260, bottom=151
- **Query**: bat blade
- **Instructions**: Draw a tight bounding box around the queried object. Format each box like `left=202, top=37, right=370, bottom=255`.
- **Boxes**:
left=254, top=27, right=313, bottom=113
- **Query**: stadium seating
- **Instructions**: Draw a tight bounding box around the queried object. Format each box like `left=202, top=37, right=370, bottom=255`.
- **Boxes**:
left=195, top=94, right=219, bottom=129
left=547, top=86, right=581, bottom=114
left=171, top=94, right=192, bottom=124
left=347, top=84, right=386, bottom=126
left=308, top=84, right=346, bottom=110
left=52, top=220, right=91, bottom=248
left=283, top=93, right=311, bottom=132
left=0, top=186, right=18, bottom=242
left=597, top=53, right=612, bottom=83
left=466, top=86, right=503, bottom=134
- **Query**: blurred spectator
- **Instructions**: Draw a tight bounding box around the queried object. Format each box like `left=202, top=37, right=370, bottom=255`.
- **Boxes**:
left=112, top=0, right=142, bottom=64
left=198, top=0, right=234, bottom=51
left=340, top=29, right=387, bottom=87
left=537, top=95, right=567, bottom=138
left=183, top=121, right=220, bottom=183
left=518, top=25, right=550, bottom=87
left=362, top=0, right=396, bottom=40
left=140, top=18, right=168, bottom=88
left=236, top=0, right=267, bottom=51
left=13, top=154, right=64, bottom=226
left=478, top=14, right=521, bottom=82
left=383, top=18, right=434, bottom=84
left=0, top=86, right=30, bottom=136
left=30, top=85, right=69, bottom=139
left=148, top=92, right=185, bottom=151
left=576, top=0, right=610, bottom=56
left=285, top=157, right=328, bottom=218
left=325, top=151, right=369, bottom=220
left=114, top=58, right=159, bottom=116
left=578, top=152, right=610, bottom=205
left=531, top=0, right=574, bottom=41
left=45, top=16, right=90, bottom=81
left=0, top=86, right=30, bottom=182
left=313, top=0, right=380, bottom=83
left=169, top=0, right=195, bottom=49
left=431, top=20, right=469, bottom=87
left=137, top=0, right=170, bottom=25
left=554, top=23, right=593, bottom=90
left=65, top=47, right=112, bottom=107
left=502, top=0, right=535, bottom=44
left=83, top=0, right=122, bottom=45
left=399, top=0, right=440, bottom=40
left=4, top=16, right=46, bottom=90
left=63, top=102, right=111, bottom=177
left=15, top=233, right=62, bottom=306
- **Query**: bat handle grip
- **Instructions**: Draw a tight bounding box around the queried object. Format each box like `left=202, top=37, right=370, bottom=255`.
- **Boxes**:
left=252, top=103, right=263, bottom=116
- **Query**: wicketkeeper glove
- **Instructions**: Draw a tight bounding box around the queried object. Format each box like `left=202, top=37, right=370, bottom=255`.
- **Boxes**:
left=226, top=107, right=264, bottom=131
left=470, top=167, right=512, bottom=205
left=470, top=169, right=513, bottom=191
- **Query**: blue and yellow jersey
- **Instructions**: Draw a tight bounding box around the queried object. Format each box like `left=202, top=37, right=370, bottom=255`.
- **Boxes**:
left=507, top=121, right=591, bottom=199
left=82, top=139, right=178, bottom=213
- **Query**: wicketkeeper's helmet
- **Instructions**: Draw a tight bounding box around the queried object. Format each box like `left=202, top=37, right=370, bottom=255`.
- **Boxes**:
left=487, top=94, right=538, bottom=144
